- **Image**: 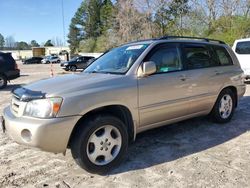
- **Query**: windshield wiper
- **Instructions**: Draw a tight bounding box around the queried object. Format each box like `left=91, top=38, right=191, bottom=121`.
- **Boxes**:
left=86, top=70, right=110, bottom=74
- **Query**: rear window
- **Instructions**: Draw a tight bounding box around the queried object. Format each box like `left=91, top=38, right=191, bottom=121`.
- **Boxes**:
left=235, top=41, right=250, bottom=54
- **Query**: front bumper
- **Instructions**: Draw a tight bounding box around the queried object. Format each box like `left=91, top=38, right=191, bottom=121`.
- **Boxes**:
left=3, top=106, right=79, bottom=153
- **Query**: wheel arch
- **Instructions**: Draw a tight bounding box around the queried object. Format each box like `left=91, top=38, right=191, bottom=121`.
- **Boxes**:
left=68, top=104, right=135, bottom=148
left=219, top=86, right=238, bottom=107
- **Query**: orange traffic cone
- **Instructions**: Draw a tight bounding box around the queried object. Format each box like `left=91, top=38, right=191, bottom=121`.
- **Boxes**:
left=50, top=63, right=54, bottom=77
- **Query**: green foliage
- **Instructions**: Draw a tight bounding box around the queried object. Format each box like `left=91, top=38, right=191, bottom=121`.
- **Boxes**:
left=79, top=38, right=97, bottom=52
left=69, top=0, right=250, bottom=52
left=84, top=0, right=102, bottom=38
left=100, top=0, right=114, bottom=34
left=206, top=16, right=250, bottom=45
left=30, top=40, right=39, bottom=47
left=16, top=41, right=30, bottom=50
left=0, top=33, right=5, bottom=48
left=44, top=40, right=54, bottom=47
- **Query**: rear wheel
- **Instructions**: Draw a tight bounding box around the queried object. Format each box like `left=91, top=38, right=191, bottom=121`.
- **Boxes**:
left=0, top=74, right=7, bottom=89
left=70, top=115, right=128, bottom=174
left=211, top=89, right=235, bottom=123
left=70, top=65, right=77, bottom=72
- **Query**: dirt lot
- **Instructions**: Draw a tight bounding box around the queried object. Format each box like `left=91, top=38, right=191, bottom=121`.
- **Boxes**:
left=0, top=62, right=250, bottom=188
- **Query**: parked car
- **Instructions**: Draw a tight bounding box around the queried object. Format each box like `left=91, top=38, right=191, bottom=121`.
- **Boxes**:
left=1, top=36, right=246, bottom=174
left=42, top=56, right=61, bottom=64
left=60, top=56, right=95, bottom=71
left=232, top=38, right=250, bottom=80
left=23, top=57, right=43, bottom=64
left=0, top=52, right=20, bottom=89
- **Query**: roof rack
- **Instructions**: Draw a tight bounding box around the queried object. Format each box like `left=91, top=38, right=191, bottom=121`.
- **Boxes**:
left=159, top=36, right=226, bottom=44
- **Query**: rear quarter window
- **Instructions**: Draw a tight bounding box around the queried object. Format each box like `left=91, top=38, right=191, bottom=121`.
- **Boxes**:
left=235, top=41, right=250, bottom=54
left=214, top=46, right=233, bottom=66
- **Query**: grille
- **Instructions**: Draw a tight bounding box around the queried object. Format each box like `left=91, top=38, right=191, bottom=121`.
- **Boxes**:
left=11, top=95, right=26, bottom=117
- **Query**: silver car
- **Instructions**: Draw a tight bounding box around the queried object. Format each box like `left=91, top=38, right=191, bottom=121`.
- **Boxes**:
left=1, top=36, right=246, bottom=174
left=41, top=56, right=61, bottom=64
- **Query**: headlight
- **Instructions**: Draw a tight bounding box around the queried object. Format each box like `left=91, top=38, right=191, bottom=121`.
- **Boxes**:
left=24, top=97, right=63, bottom=118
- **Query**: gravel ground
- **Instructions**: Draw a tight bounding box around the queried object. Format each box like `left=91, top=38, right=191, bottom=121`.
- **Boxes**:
left=0, top=62, right=250, bottom=188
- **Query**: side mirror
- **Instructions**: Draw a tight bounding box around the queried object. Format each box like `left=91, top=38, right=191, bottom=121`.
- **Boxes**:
left=142, top=61, right=156, bottom=76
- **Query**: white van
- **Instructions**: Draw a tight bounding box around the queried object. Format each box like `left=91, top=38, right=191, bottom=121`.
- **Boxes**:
left=232, top=38, right=250, bottom=80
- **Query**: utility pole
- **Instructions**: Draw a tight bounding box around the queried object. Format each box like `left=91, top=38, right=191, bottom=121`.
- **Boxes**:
left=61, top=0, right=66, bottom=46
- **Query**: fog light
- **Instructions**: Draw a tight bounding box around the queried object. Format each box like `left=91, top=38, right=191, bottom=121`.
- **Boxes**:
left=21, top=129, right=32, bottom=142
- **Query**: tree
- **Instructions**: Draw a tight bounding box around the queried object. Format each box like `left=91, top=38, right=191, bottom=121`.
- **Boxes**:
left=52, top=37, right=64, bottom=47
left=0, top=33, right=5, bottom=48
left=16, top=41, right=30, bottom=50
left=100, top=0, right=114, bottom=34
left=44, top=40, right=54, bottom=47
left=67, top=1, right=87, bottom=54
left=154, top=1, right=171, bottom=36
left=83, top=0, right=102, bottom=38
left=30, top=40, right=40, bottom=47
left=68, top=22, right=82, bottom=54
left=5, top=36, right=16, bottom=48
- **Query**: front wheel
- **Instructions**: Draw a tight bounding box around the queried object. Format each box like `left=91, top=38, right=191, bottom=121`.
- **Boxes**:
left=70, top=115, right=128, bottom=174
left=210, top=89, right=235, bottom=123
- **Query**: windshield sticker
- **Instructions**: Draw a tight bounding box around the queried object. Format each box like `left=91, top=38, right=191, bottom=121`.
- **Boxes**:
left=126, top=45, right=144, bottom=50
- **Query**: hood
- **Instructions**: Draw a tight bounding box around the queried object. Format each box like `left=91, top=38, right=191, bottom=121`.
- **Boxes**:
left=24, top=73, right=124, bottom=96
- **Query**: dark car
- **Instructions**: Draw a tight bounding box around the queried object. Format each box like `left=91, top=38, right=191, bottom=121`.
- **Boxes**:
left=0, top=52, right=20, bottom=89
left=23, top=57, right=43, bottom=64
left=60, top=56, right=95, bottom=71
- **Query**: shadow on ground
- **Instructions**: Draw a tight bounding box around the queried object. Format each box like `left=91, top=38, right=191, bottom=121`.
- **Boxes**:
left=111, top=96, right=250, bottom=174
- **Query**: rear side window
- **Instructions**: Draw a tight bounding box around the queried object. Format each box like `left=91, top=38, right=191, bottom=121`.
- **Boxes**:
left=214, top=46, right=233, bottom=66
left=146, top=46, right=183, bottom=73
left=183, top=45, right=218, bottom=69
left=235, top=41, right=250, bottom=54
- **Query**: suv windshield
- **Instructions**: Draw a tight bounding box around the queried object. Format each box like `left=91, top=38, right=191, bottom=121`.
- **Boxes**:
left=84, top=44, right=149, bottom=74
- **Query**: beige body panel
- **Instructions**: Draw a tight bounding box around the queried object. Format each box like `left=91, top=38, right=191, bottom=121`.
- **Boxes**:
left=2, top=40, right=246, bottom=153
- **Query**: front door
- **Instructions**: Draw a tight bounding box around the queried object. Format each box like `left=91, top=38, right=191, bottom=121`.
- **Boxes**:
left=138, top=43, right=192, bottom=127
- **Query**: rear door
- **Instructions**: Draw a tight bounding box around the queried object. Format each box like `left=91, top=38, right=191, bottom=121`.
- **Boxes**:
left=180, top=43, right=222, bottom=113
left=77, top=57, right=86, bottom=69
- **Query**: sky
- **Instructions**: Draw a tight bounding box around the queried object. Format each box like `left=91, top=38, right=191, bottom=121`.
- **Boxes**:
left=0, top=0, right=82, bottom=45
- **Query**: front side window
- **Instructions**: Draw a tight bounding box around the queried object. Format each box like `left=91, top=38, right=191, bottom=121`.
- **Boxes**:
left=183, top=45, right=216, bottom=69
left=146, top=46, right=182, bottom=73
left=236, top=41, right=250, bottom=54
left=84, top=44, right=149, bottom=74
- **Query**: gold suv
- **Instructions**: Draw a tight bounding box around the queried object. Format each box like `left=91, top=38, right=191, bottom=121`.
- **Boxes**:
left=1, top=36, right=246, bottom=174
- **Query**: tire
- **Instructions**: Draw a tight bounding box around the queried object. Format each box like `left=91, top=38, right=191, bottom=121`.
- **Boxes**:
left=210, top=88, right=235, bottom=123
left=0, top=74, right=7, bottom=89
left=46, top=61, right=50, bottom=64
left=57, top=60, right=60, bottom=64
left=65, top=67, right=69, bottom=71
left=70, top=66, right=77, bottom=72
left=70, top=115, right=128, bottom=174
